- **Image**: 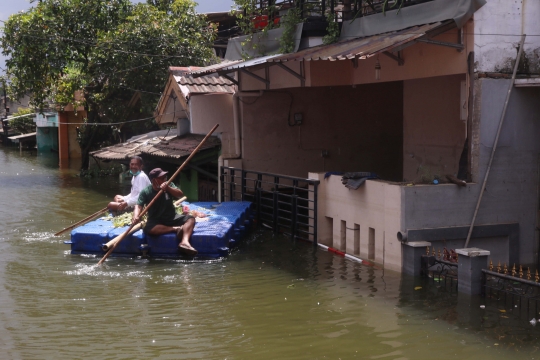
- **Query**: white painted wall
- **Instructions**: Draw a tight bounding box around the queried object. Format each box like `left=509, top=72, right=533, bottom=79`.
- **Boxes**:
left=189, top=94, right=235, bottom=155
left=311, top=172, right=403, bottom=272
left=474, top=0, right=540, bottom=73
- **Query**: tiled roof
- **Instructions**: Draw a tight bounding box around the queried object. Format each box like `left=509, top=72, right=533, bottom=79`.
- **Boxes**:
left=90, top=132, right=221, bottom=162
left=174, top=73, right=235, bottom=95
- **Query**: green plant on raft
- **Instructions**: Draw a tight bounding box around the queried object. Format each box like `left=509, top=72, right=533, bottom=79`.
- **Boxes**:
left=102, top=211, right=147, bottom=228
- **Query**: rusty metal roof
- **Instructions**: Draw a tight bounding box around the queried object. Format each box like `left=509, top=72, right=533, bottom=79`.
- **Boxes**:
left=186, top=21, right=454, bottom=79
left=268, top=21, right=451, bottom=62
left=189, top=60, right=244, bottom=77
left=90, top=132, right=221, bottom=162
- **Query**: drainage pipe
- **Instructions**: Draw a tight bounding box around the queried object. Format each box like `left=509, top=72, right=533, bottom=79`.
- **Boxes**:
left=229, top=90, right=264, bottom=159
left=464, top=34, right=526, bottom=248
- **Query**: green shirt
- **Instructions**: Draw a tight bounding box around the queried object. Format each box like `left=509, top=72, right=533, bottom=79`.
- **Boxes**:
left=137, top=183, right=179, bottom=222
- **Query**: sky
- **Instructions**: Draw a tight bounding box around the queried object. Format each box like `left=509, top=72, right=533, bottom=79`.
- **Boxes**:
left=0, top=0, right=234, bottom=73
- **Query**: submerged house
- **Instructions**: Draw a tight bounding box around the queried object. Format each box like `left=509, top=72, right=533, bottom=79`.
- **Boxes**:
left=91, top=67, right=235, bottom=201
left=187, top=0, right=540, bottom=272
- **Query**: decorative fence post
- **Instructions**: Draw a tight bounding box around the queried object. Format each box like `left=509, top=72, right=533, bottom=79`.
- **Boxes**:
left=402, top=241, right=432, bottom=277
left=456, top=248, right=490, bottom=295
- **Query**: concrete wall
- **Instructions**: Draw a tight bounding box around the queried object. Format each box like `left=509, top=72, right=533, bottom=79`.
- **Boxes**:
left=58, top=110, right=86, bottom=166
left=241, top=83, right=403, bottom=181
left=403, top=74, right=467, bottom=182
left=474, top=0, right=540, bottom=74
left=402, top=79, right=540, bottom=265
left=311, top=172, right=403, bottom=272
left=36, top=127, right=58, bottom=154
left=189, top=94, right=235, bottom=156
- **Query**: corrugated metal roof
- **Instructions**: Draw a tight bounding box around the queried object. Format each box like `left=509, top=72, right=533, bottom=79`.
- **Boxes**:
left=90, top=133, right=221, bottom=162
left=189, top=60, right=243, bottom=76
left=8, top=132, right=36, bottom=140
left=186, top=21, right=453, bottom=79
left=219, top=54, right=282, bottom=70
left=268, top=22, right=448, bottom=62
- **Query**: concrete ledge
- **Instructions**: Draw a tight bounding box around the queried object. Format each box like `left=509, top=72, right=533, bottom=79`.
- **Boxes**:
left=456, top=248, right=490, bottom=257
left=403, top=241, right=432, bottom=248
left=403, top=223, right=518, bottom=264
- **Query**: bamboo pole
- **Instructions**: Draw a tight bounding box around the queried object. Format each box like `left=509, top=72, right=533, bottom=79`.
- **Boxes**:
left=174, top=196, right=187, bottom=207
left=102, top=221, right=145, bottom=251
left=97, top=124, right=219, bottom=265
left=54, top=207, right=108, bottom=236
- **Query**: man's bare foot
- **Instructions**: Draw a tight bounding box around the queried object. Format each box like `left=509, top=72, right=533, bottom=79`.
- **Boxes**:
left=179, top=243, right=197, bottom=256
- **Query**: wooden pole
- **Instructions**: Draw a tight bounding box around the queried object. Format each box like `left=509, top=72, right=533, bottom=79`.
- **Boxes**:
left=97, top=124, right=219, bottom=265
left=102, top=221, right=145, bottom=251
left=54, top=207, right=108, bottom=236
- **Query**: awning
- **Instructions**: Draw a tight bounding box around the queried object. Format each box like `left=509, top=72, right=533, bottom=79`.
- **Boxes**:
left=340, top=0, right=485, bottom=39
left=90, top=132, right=221, bottom=162
left=188, top=20, right=460, bottom=79
left=268, top=20, right=458, bottom=62
left=8, top=132, right=37, bottom=141
left=189, top=60, right=244, bottom=77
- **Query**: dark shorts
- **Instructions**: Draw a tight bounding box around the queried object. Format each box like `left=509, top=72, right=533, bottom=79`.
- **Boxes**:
left=144, top=214, right=194, bottom=234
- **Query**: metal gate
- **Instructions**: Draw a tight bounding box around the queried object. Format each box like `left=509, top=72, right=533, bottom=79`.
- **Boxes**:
left=220, top=166, right=319, bottom=244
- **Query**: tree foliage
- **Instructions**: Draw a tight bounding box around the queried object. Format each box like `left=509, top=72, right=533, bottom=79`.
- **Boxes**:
left=1, top=0, right=216, bottom=166
left=9, top=107, right=35, bottom=134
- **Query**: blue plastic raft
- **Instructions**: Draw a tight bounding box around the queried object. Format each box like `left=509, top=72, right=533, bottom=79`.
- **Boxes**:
left=65, top=201, right=253, bottom=259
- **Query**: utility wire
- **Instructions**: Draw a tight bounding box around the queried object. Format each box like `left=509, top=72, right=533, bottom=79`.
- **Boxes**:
left=56, top=110, right=183, bottom=126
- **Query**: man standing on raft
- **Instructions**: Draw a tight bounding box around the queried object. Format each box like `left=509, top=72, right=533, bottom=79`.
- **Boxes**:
left=132, top=168, right=197, bottom=256
left=108, top=156, right=150, bottom=212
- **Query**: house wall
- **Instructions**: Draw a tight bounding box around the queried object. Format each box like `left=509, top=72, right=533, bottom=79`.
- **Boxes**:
left=240, top=61, right=306, bottom=91
left=240, top=83, right=403, bottom=181
left=311, top=173, right=403, bottom=272
left=312, top=25, right=471, bottom=87
left=36, top=127, right=58, bottom=154
left=189, top=94, right=235, bottom=155
left=403, top=74, right=467, bottom=182
left=58, top=110, right=86, bottom=166
left=474, top=0, right=540, bottom=74
left=402, top=79, right=540, bottom=265
left=158, top=94, right=188, bottom=125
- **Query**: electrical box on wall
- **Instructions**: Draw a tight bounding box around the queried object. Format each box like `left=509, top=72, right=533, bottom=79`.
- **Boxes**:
left=294, top=113, right=303, bottom=125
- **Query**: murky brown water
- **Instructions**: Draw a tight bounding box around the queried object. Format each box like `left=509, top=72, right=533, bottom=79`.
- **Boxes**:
left=1, top=146, right=539, bottom=359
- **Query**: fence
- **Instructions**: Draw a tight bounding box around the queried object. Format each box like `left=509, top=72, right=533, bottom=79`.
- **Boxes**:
left=482, top=264, right=540, bottom=318
left=220, top=166, right=319, bottom=244
left=420, top=252, right=458, bottom=292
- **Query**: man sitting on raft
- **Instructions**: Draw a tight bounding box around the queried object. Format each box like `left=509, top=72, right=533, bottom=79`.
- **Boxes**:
left=132, top=168, right=197, bottom=256
left=108, top=156, right=150, bottom=212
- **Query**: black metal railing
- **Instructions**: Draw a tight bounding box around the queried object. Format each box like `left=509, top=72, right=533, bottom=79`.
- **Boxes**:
left=482, top=269, right=540, bottom=318
left=421, top=255, right=458, bottom=291
left=246, top=0, right=436, bottom=23
left=220, top=166, right=319, bottom=244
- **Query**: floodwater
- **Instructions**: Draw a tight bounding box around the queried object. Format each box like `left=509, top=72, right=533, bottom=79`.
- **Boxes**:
left=1, top=146, right=540, bottom=360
